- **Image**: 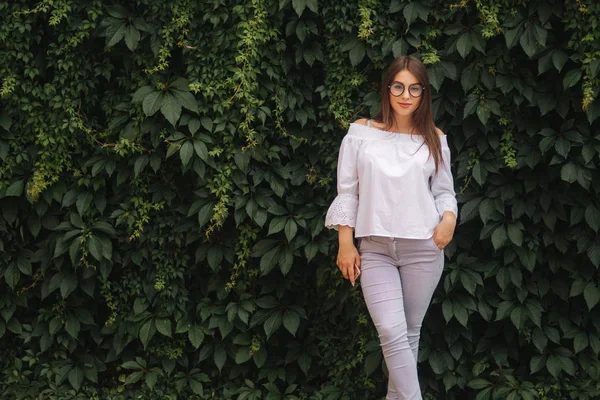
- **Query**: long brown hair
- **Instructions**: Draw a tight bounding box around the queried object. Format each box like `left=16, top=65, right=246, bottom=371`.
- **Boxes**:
left=372, top=55, right=443, bottom=172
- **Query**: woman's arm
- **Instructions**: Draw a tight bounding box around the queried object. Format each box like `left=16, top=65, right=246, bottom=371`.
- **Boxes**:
left=431, top=129, right=458, bottom=249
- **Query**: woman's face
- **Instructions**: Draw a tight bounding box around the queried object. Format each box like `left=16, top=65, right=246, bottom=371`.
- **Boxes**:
left=388, top=69, right=423, bottom=118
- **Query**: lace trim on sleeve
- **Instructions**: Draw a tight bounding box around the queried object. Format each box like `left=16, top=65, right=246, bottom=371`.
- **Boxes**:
left=435, top=199, right=458, bottom=219
left=325, top=194, right=359, bottom=231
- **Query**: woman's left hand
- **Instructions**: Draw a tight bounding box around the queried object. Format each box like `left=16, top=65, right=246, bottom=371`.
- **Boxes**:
left=433, top=212, right=456, bottom=250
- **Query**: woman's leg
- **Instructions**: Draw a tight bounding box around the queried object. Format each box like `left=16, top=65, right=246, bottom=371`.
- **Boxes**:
left=396, top=238, right=444, bottom=363
left=360, top=237, right=444, bottom=400
left=359, top=238, right=421, bottom=400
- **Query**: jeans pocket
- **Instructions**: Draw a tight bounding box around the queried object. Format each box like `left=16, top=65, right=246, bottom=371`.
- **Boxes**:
left=431, top=236, right=442, bottom=251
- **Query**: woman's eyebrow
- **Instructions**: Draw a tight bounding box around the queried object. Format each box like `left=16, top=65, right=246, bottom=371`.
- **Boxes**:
left=392, top=80, right=421, bottom=85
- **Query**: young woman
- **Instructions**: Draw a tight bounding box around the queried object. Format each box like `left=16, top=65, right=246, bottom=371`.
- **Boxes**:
left=325, top=55, right=458, bottom=399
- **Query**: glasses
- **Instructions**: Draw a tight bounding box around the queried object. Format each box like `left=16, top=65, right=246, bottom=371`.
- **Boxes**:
left=388, top=82, right=425, bottom=98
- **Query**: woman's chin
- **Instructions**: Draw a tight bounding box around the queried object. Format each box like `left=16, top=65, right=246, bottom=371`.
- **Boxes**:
left=392, top=107, right=415, bottom=116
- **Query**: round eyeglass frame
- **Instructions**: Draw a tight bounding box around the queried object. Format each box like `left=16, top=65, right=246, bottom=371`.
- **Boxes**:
left=387, top=82, right=425, bottom=98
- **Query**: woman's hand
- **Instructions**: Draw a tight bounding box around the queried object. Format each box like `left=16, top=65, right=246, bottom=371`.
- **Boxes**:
left=336, top=225, right=360, bottom=286
left=336, top=242, right=361, bottom=286
left=433, top=211, right=456, bottom=250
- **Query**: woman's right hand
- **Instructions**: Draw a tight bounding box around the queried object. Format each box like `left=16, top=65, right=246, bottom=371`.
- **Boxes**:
left=336, top=242, right=361, bottom=286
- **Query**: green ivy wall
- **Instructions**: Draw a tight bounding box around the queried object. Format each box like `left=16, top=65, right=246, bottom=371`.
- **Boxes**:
left=1, top=0, right=599, bottom=399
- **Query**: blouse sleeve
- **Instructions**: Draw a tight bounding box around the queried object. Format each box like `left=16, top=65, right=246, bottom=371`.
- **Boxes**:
left=431, top=136, right=458, bottom=219
left=325, top=134, right=361, bottom=231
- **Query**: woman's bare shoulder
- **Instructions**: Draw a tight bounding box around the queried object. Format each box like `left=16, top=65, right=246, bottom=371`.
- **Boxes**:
left=353, top=118, right=369, bottom=126
left=435, top=127, right=445, bottom=136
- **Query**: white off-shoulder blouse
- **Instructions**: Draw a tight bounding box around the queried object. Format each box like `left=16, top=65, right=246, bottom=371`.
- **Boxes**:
left=325, top=120, right=458, bottom=239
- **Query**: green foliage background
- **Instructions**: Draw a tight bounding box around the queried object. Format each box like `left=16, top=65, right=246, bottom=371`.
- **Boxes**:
left=1, top=0, right=600, bottom=399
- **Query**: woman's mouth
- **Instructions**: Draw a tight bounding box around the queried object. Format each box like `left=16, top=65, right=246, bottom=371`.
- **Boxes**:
left=398, top=103, right=412, bottom=108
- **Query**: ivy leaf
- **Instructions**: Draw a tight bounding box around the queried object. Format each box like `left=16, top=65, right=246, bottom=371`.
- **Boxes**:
left=4, top=264, right=19, bottom=289
left=585, top=205, right=600, bottom=232
left=456, top=33, right=472, bottom=58
left=491, top=226, right=507, bottom=250
left=142, top=91, right=163, bottom=116
left=563, top=69, right=582, bottom=90
left=264, top=311, right=283, bottom=339
left=348, top=41, right=365, bottom=67
left=584, top=283, right=600, bottom=310
left=284, top=219, right=297, bottom=242
left=124, top=25, right=141, bottom=51
left=552, top=50, right=569, bottom=72
left=306, top=0, right=317, bottom=13
left=60, top=273, right=77, bottom=299
left=392, top=39, right=408, bottom=59
left=106, top=23, right=127, bottom=47
left=292, top=0, right=306, bottom=16
left=530, top=354, right=547, bottom=373
left=160, top=93, right=182, bottom=126
left=5, top=180, right=24, bottom=197
left=403, top=2, right=418, bottom=27
left=171, top=90, right=198, bottom=113
left=180, top=141, right=194, bottom=166
left=214, top=345, right=226, bottom=371
left=139, top=319, right=156, bottom=349
left=282, top=310, right=300, bottom=336
left=188, top=323, right=204, bottom=349
left=68, top=365, right=84, bottom=391
left=156, top=318, right=172, bottom=337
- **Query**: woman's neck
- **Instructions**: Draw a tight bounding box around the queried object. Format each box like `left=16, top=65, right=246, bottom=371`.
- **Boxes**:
left=391, top=115, right=414, bottom=133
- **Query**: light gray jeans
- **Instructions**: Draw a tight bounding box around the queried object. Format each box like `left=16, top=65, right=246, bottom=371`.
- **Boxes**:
left=358, top=235, right=444, bottom=400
